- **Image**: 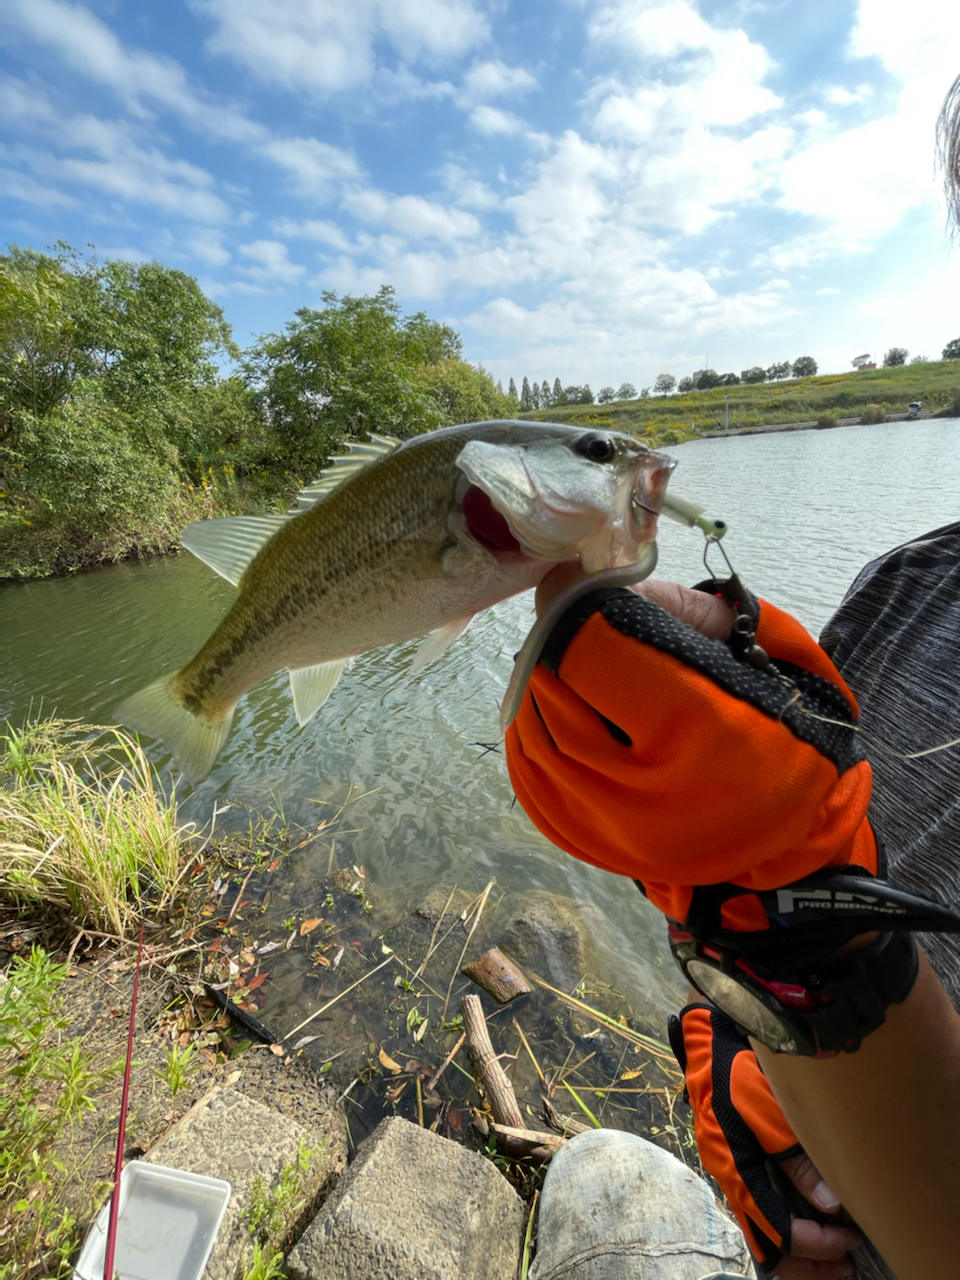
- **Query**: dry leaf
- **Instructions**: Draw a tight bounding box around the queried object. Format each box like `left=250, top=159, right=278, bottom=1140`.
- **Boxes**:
left=414, top=1020, right=428, bottom=1044
left=247, top=973, right=268, bottom=991
left=300, top=918, right=322, bottom=936
left=258, top=941, right=281, bottom=955
left=292, top=1035, right=321, bottom=1052
left=332, top=947, right=344, bottom=969
left=269, top=1043, right=285, bottom=1057
left=620, top=1069, right=642, bottom=1081
left=313, top=955, right=330, bottom=968
left=267, top=858, right=281, bottom=872
left=225, top=1069, right=242, bottom=1086
left=240, top=950, right=256, bottom=966
left=378, top=1048, right=404, bottom=1074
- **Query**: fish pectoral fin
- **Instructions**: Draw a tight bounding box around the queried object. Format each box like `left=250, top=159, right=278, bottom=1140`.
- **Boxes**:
left=288, top=659, right=353, bottom=726
left=407, top=616, right=474, bottom=676
left=180, top=514, right=294, bottom=586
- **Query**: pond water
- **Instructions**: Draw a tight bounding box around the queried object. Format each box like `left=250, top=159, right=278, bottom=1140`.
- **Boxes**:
left=3, top=417, right=960, bottom=1020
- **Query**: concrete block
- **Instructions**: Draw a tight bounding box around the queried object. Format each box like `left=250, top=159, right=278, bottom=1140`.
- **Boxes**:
left=287, top=1117, right=526, bottom=1280
left=144, top=1086, right=346, bottom=1280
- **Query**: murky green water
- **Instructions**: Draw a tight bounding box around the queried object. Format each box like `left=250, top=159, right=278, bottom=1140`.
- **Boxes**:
left=3, top=418, right=960, bottom=1017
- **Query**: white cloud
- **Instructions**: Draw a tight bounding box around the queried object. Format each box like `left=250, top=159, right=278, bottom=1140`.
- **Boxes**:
left=272, top=218, right=356, bottom=253
left=193, top=0, right=489, bottom=95
left=188, top=229, right=231, bottom=267
left=461, top=60, right=538, bottom=104
left=0, top=165, right=78, bottom=208
left=825, top=85, right=873, bottom=106
left=819, top=286, right=841, bottom=294
left=468, top=106, right=527, bottom=136
left=238, top=239, right=305, bottom=283
left=343, top=190, right=481, bottom=241
left=261, top=137, right=362, bottom=198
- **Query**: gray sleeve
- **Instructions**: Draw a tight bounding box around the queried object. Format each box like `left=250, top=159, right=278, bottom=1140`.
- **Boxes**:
left=820, top=521, right=960, bottom=1010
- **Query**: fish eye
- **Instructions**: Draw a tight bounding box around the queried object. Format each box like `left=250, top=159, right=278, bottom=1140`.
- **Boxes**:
left=575, top=433, right=617, bottom=463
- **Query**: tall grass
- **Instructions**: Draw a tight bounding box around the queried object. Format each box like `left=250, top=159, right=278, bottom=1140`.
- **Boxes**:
left=0, top=717, right=192, bottom=936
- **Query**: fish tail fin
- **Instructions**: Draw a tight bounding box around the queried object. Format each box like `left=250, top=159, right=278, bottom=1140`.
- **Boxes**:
left=114, top=675, right=233, bottom=784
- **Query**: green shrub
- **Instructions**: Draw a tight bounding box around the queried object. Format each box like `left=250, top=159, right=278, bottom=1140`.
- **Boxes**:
left=816, top=414, right=839, bottom=429
left=860, top=404, right=886, bottom=424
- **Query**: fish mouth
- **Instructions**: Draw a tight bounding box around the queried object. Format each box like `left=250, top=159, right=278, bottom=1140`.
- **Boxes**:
left=461, top=485, right=523, bottom=555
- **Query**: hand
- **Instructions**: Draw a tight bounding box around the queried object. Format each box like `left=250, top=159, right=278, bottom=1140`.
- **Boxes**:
left=507, top=563, right=878, bottom=924
left=672, top=1003, right=863, bottom=1278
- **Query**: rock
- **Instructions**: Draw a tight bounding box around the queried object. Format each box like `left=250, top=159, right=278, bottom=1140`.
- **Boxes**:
left=144, top=1086, right=346, bottom=1280
left=287, top=1117, right=526, bottom=1280
left=499, top=891, right=601, bottom=991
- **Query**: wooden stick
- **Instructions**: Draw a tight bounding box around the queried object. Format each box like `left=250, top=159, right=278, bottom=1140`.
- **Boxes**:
left=461, top=993, right=523, bottom=1130
left=462, top=947, right=531, bottom=1003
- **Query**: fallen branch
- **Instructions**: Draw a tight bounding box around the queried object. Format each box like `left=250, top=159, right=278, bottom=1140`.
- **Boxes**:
left=460, top=993, right=523, bottom=1130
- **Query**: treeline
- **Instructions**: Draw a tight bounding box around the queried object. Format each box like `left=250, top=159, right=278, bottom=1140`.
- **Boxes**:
left=0, top=246, right=514, bottom=579
left=503, top=376, right=636, bottom=410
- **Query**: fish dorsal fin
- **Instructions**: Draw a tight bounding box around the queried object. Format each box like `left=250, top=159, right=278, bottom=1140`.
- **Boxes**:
left=407, top=616, right=474, bottom=676
left=180, top=514, right=293, bottom=586
left=296, top=433, right=400, bottom=511
left=289, top=658, right=353, bottom=725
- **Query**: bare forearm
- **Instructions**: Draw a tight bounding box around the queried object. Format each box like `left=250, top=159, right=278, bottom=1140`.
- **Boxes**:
left=756, top=951, right=960, bottom=1280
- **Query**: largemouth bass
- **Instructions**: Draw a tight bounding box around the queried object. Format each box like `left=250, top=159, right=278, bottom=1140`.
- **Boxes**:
left=114, top=420, right=675, bottom=782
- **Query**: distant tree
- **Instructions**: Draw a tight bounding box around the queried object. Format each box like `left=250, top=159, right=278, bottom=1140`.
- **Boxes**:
left=883, top=347, right=908, bottom=367
left=741, top=366, right=766, bottom=383
left=639, top=387, right=651, bottom=398
left=541, top=379, right=551, bottom=407
left=654, top=373, right=676, bottom=396
left=496, top=380, right=504, bottom=394
left=792, top=356, right=818, bottom=378
left=532, top=381, right=542, bottom=409
left=908, top=354, right=928, bottom=364
left=508, top=376, right=518, bottom=401
left=677, top=376, right=695, bottom=393
left=719, top=372, right=740, bottom=386
left=615, top=382, right=637, bottom=400
left=851, top=353, right=872, bottom=369
left=553, top=376, right=563, bottom=402
left=597, top=386, right=616, bottom=403
left=695, top=369, right=722, bottom=390
left=942, top=338, right=960, bottom=360
left=766, top=361, right=791, bottom=381
left=562, top=384, right=594, bottom=404
left=520, top=376, right=532, bottom=410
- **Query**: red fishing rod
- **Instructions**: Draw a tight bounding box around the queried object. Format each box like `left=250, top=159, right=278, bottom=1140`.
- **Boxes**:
left=102, top=921, right=145, bottom=1280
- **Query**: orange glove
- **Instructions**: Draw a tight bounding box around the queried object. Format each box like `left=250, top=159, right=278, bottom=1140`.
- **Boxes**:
left=505, top=584, right=878, bottom=927
left=670, top=1003, right=804, bottom=1271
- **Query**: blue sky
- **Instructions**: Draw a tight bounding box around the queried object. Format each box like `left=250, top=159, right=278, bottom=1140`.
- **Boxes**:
left=2, top=0, right=959, bottom=391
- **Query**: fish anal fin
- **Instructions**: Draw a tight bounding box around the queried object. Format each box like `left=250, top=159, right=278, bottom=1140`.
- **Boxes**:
left=289, top=659, right=352, bottom=726
left=296, top=434, right=400, bottom=511
left=408, top=616, right=474, bottom=676
left=180, top=514, right=293, bottom=586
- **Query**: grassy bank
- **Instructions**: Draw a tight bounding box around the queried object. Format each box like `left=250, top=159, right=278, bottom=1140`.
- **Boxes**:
left=527, top=361, right=960, bottom=441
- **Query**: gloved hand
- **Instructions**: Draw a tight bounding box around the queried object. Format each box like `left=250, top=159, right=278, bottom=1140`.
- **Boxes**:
left=670, top=1003, right=863, bottom=1277
left=505, top=575, right=878, bottom=927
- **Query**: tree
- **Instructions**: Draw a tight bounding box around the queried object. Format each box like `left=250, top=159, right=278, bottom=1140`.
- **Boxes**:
left=540, top=379, right=551, bottom=407
left=562, top=385, right=594, bottom=404
left=615, top=382, right=637, bottom=400
left=508, top=377, right=518, bottom=401
left=908, top=355, right=928, bottom=364
left=553, top=376, right=563, bottom=403
left=520, top=376, right=533, bottom=410
left=677, top=376, right=695, bottom=392
left=639, top=387, right=650, bottom=398
left=415, top=359, right=514, bottom=425
left=741, top=366, right=766, bottom=383
left=244, top=286, right=458, bottom=471
left=791, top=356, right=818, bottom=378
left=597, top=386, right=616, bottom=403
left=942, top=338, right=960, bottom=360
left=654, top=373, right=676, bottom=396
left=851, top=353, right=872, bottom=369
left=531, top=381, right=541, bottom=410
left=766, top=361, right=791, bottom=381
left=883, top=347, right=908, bottom=367
left=719, top=372, right=740, bottom=386
left=695, top=369, right=722, bottom=390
